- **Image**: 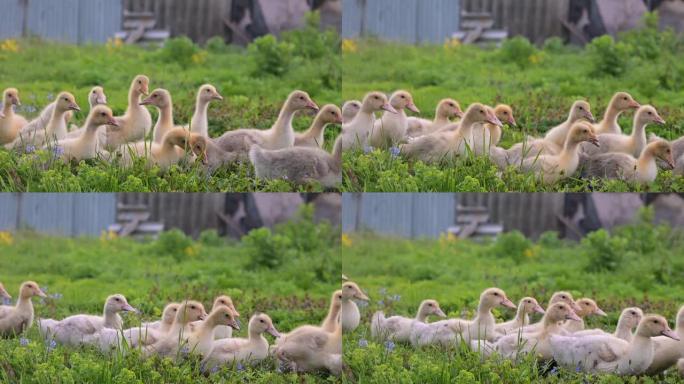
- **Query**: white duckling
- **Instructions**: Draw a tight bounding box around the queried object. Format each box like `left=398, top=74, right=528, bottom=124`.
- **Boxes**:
left=8, top=92, right=80, bottom=149
left=473, top=302, right=581, bottom=359
left=493, top=296, right=545, bottom=335
left=400, top=103, right=502, bottom=164
left=470, top=104, right=516, bottom=155
left=0, top=283, right=11, bottom=301
left=522, top=291, right=582, bottom=333
left=581, top=105, right=665, bottom=157
left=572, top=307, right=643, bottom=342
left=411, top=287, right=516, bottom=347
left=0, top=88, right=28, bottom=145
left=369, top=90, right=419, bottom=148
left=583, top=140, right=674, bottom=184
left=341, top=100, right=361, bottom=124
left=407, top=98, right=463, bottom=137
left=341, top=281, right=370, bottom=332
left=101, top=74, right=152, bottom=150
left=563, top=298, right=607, bottom=333
left=188, top=295, right=240, bottom=339
left=371, top=299, right=446, bottom=342
left=551, top=314, right=679, bottom=375
left=646, top=305, right=684, bottom=374
left=188, top=84, right=223, bottom=137
left=186, top=305, right=240, bottom=358
left=341, top=91, right=395, bottom=151
left=204, top=313, right=280, bottom=368
left=47, top=294, right=136, bottom=347
left=592, top=91, right=640, bottom=135
left=51, top=105, right=119, bottom=162
left=116, top=128, right=208, bottom=170
left=215, top=90, right=319, bottom=154
left=274, top=315, right=342, bottom=375
left=119, top=303, right=180, bottom=349
left=249, top=135, right=342, bottom=188
left=521, top=122, right=599, bottom=184
left=320, top=290, right=343, bottom=332
left=294, top=104, right=342, bottom=148
left=0, top=281, right=46, bottom=336
left=142, top=303, right=180, bottom=332
left=62, top=86, right=109, bottom=138
left=139, top=89, right=178, bottom=144
left=143, top=300, right=207, bottom=358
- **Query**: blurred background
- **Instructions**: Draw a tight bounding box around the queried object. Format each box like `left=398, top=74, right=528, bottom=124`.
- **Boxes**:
left=342, top=193, right=684, bottom=240
left=0, top=0, right=341, bottom=45
left=0, top=193, right=341, bottom=238
left=342, top=0, right=684, bottom=45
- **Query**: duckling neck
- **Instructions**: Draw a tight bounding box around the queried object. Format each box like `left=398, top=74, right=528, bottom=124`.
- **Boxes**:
left=631, top=119, right=648, bottom=150
left=629, top=334, right=654, bottom=355
left=47, top=107, right=68, bottom=137
left=636, top=150, right=657, bottom=177
left=415, top=305, right=429, bottom=322
left=455, top=115, right=476, bottom=140
left=434, top=108, right=450, bottom=125
left=559, top=141, right=581, bottom=168
left=190, top=99, right=209, bottom=136
left=272, top=104, right=296, bottom=137
left=158, top=104, right=174, bottom=133
left=127, top=87, right=144, bottom=114
left=2, top=102, right=13, bottom=117
left=614, top=318, right=633, bottom=340
left=476, top=302, right=493, bottom=319
left=248, top=327, right=265, bottom=342
left=603, top=104, right=621, bottom=128
left=304, top=114, right=327, bottom=143
left=15, top=295, right=33, bottom=312
left=102, top=308, right=123, bottom=329
left=514, top=306, right=529, bottom=326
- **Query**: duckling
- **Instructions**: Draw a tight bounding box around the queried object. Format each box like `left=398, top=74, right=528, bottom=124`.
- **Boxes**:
left=0, top=283, right=11, bottom=301
left=185, top=305, right=240, bottom=358
left=341, top=281, right=370, bottom=332
left=112, top=303, right=180, bottom=350
left=0, top=88, right=28, bottom=145
left=593, top=92, right=640, bottom=135
left=320, top=290, right=343, bottom=332
left=142, top=303, right=180, bottom=333
left=581, top=105, right=665, bottom=157
left=493, top=297, right=545, bottom=335
left=522, top=291, right=582, bottom=333
left=46, top=294, right=136, bottom=347
left=474, top=302, right=581, bottom=360
left=188, top=84, right=223, bottom=137
left=215, top=90, right=319, bottom=154
left=583, top=140, right=674, bottom=184
left=274, top=315, right=342, bottom=375
left=8, top=92, right=80, bottom=149
left=0, top=281, right=46, bottom=336
left=294, top=104, right=342, bottom=148
left=411, top=287, right=516, bottom=347
left=341, top=92, right=395, bottom=151
left=407, top=98, right=463, bottom=137
left=371, top=299, right=446, bottom=342
left=116, top=128, right=207, bottom=170
left=400, top=103, right=502, bottom=164
left=646, top=305, right=684, bottom=374
left=551, top=315, right=679, bottom=375
left=101, top=75, right=152, bottom=150
left=62, top=86, right=109, bottom=138
left=51, top=105, right=119, bottom=162
left=572, top=307, right=642, bottom=342
left=143, top=300, right=207, bottom=358
left=470, top=104, right=516, bottom=155
left=341, top=100, right=361, bottom=124
left=563, top=298, right=607, bottom=333
left=204, top=313, right=280, bottom=368
left=188, top=295, right=240, bottom=339
left=249, top=136, right=342, bottom=188
left=139, top=89, right=178, bottom=144
left=520, top=122, right=599, bottom=184
left=369, top=90, right=419, bottom=148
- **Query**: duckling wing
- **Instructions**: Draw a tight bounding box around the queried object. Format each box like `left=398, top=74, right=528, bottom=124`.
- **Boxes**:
left=211, top=337, right=248, bottom=355
left=584, top=153, right=634, bottom=179
left=550, top=334, right=628, bottom=372
left=0, top=305, right=13, bottom=319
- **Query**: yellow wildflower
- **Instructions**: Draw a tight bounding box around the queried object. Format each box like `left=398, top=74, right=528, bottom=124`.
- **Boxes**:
left=191, top=51, right=208, bottom=65
left=184, top=245, right=198, bottom=257
left=0, top=39, right=19, bottom=53
left=439, top=232, right=458, bottom=247
left=0, top=231, right=13, bottom=246
left=342, top=39, right=358, bottom=54
left=341, top=233, right=353, bottom=247
left=528, top=52, right=546, bottom=65
left=443, top=37, right=461, bottom=52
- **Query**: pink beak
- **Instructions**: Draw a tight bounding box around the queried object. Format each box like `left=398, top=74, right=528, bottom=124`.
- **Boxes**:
left=594, top=308, right=607, bottom=317
left=501, top=298, right=516, bottom=309
left=654, top=115, right=666, bottom=125
left=267, top=326, right=281, bottom=337
left=307, top=100, right=319, bottom=112
left=69, top=103, right=81, bottom=112
left=382, top=103, right=398, bottom=114
left=455, top=110, right=465, bottom=118
left=567, top=311, right=582, bottom=322
left=584, top=111, right=596, bottom=123
left=406, top=103, right=420, bottom=114
left=122, top=303, right=137, bottom=313
left=629, top=100, right=641, bottom=109
left=665, top=155, right=675, bottom=169
left=508, top=116, right=517, bottom=126
left=486, top=111, right=503, bottom=127
left=533, top=305, right=545, bottom=314
left=213, top=93, right=224, bottom=101
left=662, top=329, right=681, bottom=341
left=107, top=117, right=120, bottom=127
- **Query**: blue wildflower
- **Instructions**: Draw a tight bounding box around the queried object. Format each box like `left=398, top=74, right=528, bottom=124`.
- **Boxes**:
left=52, top=146, right=64, bottom=157
left=210, top=365, right=219, bottom=374
left=24, top=144, right=35, bottom=154
left=358, top=339, right=368, bottom=348
left=363, top=145, right=374, bottom=154
left=390, top=294, right=401, bottom=302
left=46, top=93, right=54, bottom=101
left=550, top=366, right=559, bottom=376
left=46, top=339, right=57, bottom=351
left=379, top=288, right=387, bottom=295
left=389, top=146, right=400, bottom=157
left=49, top=293, right=63, bottom=300
left=377, top=300, right=384, bottom=307
left=19, top=338, right=29, bottom=346
left=236, top=362, right=245, bottom=372
left=2, top=298, right=11, bottom=305
left=384, top=341, right=395, bottom=352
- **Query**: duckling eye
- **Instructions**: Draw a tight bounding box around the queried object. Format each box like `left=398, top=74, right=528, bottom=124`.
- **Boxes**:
left=337, top=295, right=342, bottom=299
left=101, top=112, right=106, bottom=116
left=648, top=111, right=652, bottom=115
left=578, top=107, right=584, bottom=110
left=138, top=80, right=142, bottom=84
left=493, top=292, right=499, bottom=296
left=374, top=96, right=379, bottom=100
left=299, top=96, right=305, bottom=100
left=205, top=89, right=211, bottom=93
left=64, top=97, right=68, bottom=101
left=114, top=298, right=120, bottom=302
left=623, top=97, right=628, bottom=100
left=653, top=320, right=658, bottom=324
left=92, top=91, right=96, bottom=94
left=427, top=303, right=433, bottom=306
left=260, top=319, right=265, bottom=323
left=503, top=111, right=508, bottom=115
left=630, top=311, right=636, bottom=315
left=400, top=95, right=405, bottom=99
left=190, top=305, right=196, bottom=309
left=583, top=129, right=588, bottom=133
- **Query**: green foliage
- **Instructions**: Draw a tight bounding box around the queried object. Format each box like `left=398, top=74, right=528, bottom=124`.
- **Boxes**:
left=248, top=34, right=294, bottom=76
left=153, top=229, right=194, bottom=261
left=489, top=231, right=532, bottom=262
left=499, top=36, right=537, bottom=68
left=157, top=36, right=200, bottom=67
left=205, top=36, right=227, bottom=53
left=586, top=35, right=630, bottom=77
left=542, top=36, right=565, bottom=53
left=198, top=229, right=224, bottom=247
left=581, top=229, right=627, bottom=272
left=243, top=227, right=293, bottom=270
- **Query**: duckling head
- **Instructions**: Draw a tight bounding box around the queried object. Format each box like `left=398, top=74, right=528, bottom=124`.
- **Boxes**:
left=637, top=105, right=665, bottom=126
left=89, top=86, right=107, bottom=106
left=569, top=100, right=595, bottom=123
left=189, top=134, right=208, bottom=165
left=390, top=90, right=419, bottom=113
left=162, top=303, right=180, bottom=325
left=199, top=84, right=223, bottom=103
left=342, top=100, right=361, bottom=123
left=3, top=88, right=20, bottom=106
left=438, top=98, right=464, bottom=119
left=287, top=90, right=319, bottom=112
left=619, top=307, right=643, bottom=330
left=420, top=299, right=447, bottom=318
left=213, top=295, right=239, bottom=317
left=549, top=291, right=581, bottom=312
left=575, top=298, right=606, bottom=318
left=139, top=89, right=171, bottom=108
left=19, top=281, right=46, bottom=299
left=464, top=103, right=502, bottom=127
left=250, top=313, right=280, bottom=337
left=494, top=104, right=516, bottom=126
left=569, top=122, right=599, bottom=147
left=637, top=315, right=679, bottom=340
left=521, top=297, right=545, bottom=315
left=318, top=104, right=343, bottom=125
left=611, top=91, right=640, bottom=111
left=546, top=302, right=581, bottom=323
left=363, top=91, right=396, bottom=114
left=176, top=300, right=207, bottom=324
left=208, top=305, right=240, bottom=330
left=89, top=105, right=119, bottom=128
left=132, top=75, right=150, bottom=96
left=55, top=92, right=80, bottom=113
left=480, top=287, right=515, bottom=309
left=648, top=140, right=674, bottom=169
left=105, top=294, right=137, bottom=314
left=342, top=281, right=369, bottom=302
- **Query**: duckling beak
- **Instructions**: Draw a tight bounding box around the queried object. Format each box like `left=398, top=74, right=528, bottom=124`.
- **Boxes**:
left=122, top=303, right=137, bottom=313
left=139, top=85, right=149, bottom=96
left=334, top=115, right=343, bottom=124
left=435, top=308, right=447, bottom=318
left=662, top=328, right=680, bottom=341
left=381, top=103, right=398, bottom=114
left=594, top=308, right=607, bottom=317
left=97, top=96, right=107, bottom=105
left=628, top=100, right=641, bottom=109
left=354, top=291, right=370, bottom=301
left=588, top=136, right=600, bottom=147
left=567, top=311, right=582, bottom=322
left=0, top=290, right=10, bottom=300
left=501, top=298, right=516, bottom=309
left=213, top=93, right=224, bottom=101
left=571, top=302, right=582, bottom=312
left=533, top=304, right=545, bottom=314
left=508, top=116, right=517, bottom=126
left=36, top=289, right=47, bottom=298
left=229, top=319, right=240, bottom=330
left=406, top=102, right=420, bottom=114
left=584, top=111, right=596, bottom=123
left=199, top=313, right=208, bottom=321
left=455, top=110, right=465, bottom=118
left=139, top=96, right=153, bottom=106
left=267, top=326, right=281, bottom=337
left=306, top=100, right=320, bottom=112
left=665, top=155, right=675, bottom=169
left=12, top=97, right=21, bottom=106
left=486, top=111, right=503, bottom=127
left=68, top=103, right=81, bottom=112
left=200, top=151, right=208, bottom=165
left=107, top=117, right=120, bottom=127
left=654, top=115, right=666, bottom=125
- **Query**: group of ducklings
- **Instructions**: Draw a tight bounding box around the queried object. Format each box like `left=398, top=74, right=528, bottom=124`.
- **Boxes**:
left=348, top=283, right=684, bottom=377
left=342, top=90, right=679, bottom=185
left=0, top=76, right=346, bottom=187
left=0, top=280, right=348, bottom=376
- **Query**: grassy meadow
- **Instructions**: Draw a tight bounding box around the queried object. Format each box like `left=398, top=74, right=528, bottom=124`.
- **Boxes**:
left=0, top=205, right=341, bottom=383
left=342, top=208, right=684, bottom=383
left=0, top=13, right=340, bottom=192
left=342, top=13, right=684, bottom=192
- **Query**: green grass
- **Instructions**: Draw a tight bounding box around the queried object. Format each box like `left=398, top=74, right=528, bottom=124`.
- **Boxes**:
left=0, top=13, right=341, bottom=192
left=342, top=14, right=684, bottom=192
left=342, top=208, right=684, bottom=383
left=0, top=205, right=341, bottom=383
